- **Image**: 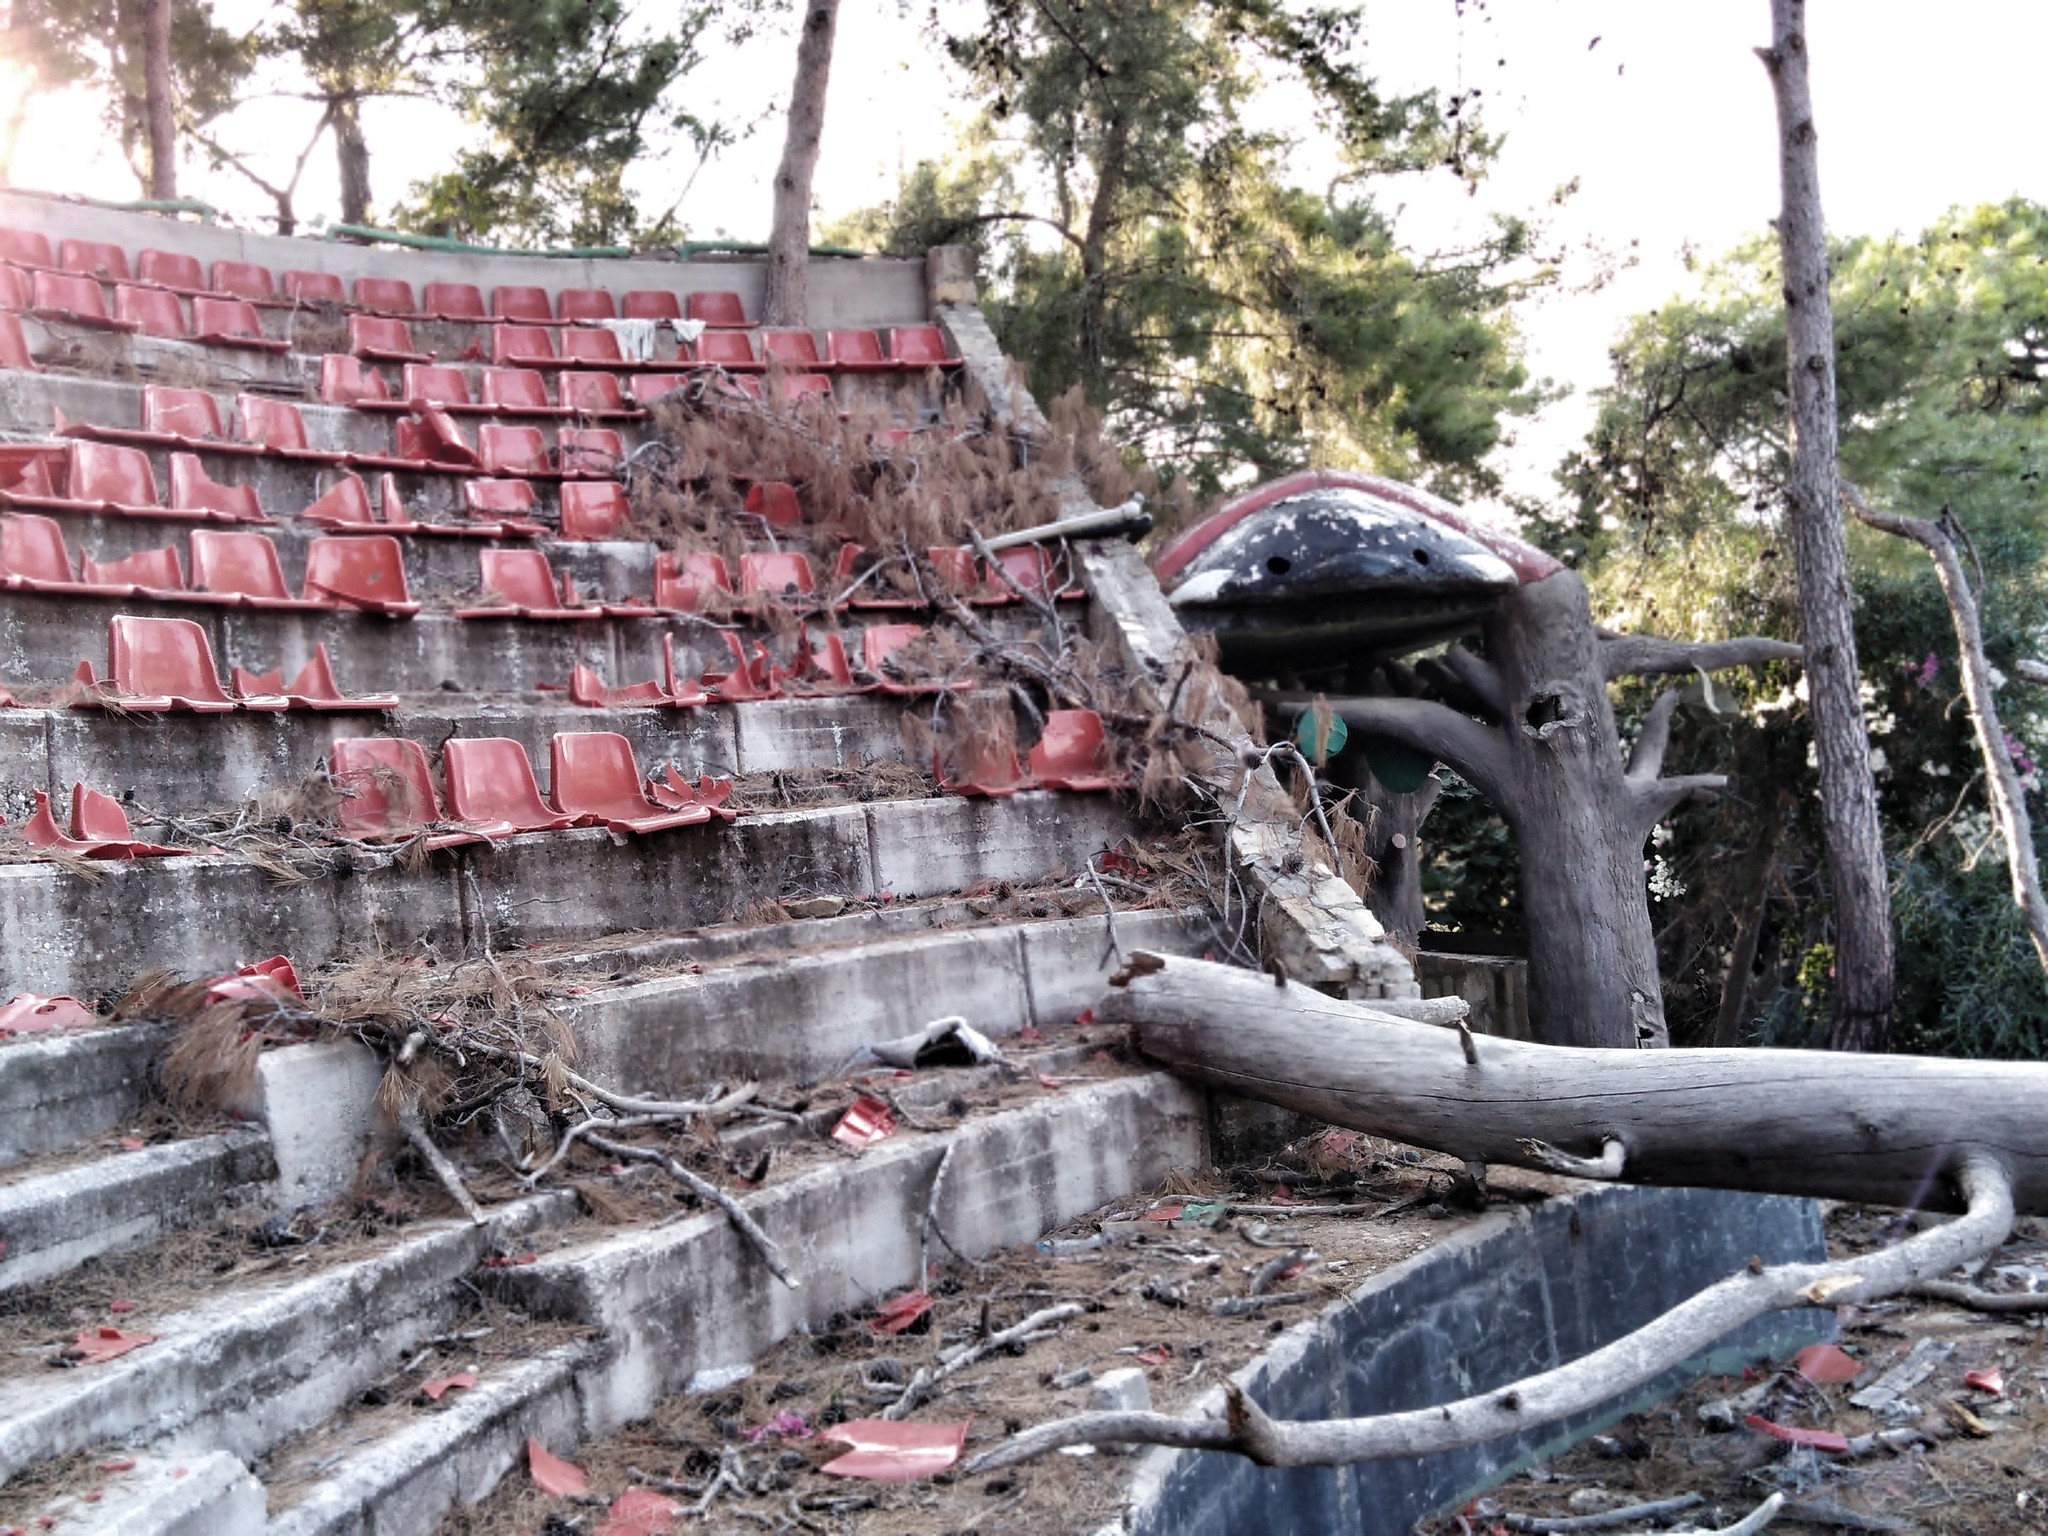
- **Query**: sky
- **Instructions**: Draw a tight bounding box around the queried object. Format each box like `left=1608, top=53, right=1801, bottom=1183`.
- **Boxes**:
left=3, top=0, right=2044, bottom=508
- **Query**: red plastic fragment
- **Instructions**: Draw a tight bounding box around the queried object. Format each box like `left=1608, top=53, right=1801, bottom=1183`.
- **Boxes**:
left=1792, top=1343, right=1862, bottom=1385
left=831, top=1094, right=896, bottom=1148
left=0, top=994, right=94, bottom=1034
left=526, top=1438, right=588, bottom=1497
left=420, top=1370, right=477, bottom=1401
left=1140, top=1203, right=1185, bottom=1222
left=100, top=1457, right=136, bottom=1473
left=818, top=1418, right=968, bottom=1482
left=1132, top=1344, right=1173, bottom=1367
left=70, top=1327, right=155, bottom=1364
left=482, top=1251, right=539, bottom=1268
left=1743, top=1413, right=1848, bottom=1452
left=107, top=1299, right=135, bottom=1314
left=595, top=1487, right=683, bottom=1535
left=872, top=1290, right=933, bottom=1335
left=1965, top=1367, right=2006, bottom=1396
left=205, top=955, right=303, bottom=1007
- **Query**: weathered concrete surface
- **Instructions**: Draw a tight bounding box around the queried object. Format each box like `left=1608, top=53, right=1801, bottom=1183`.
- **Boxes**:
left=1419, top=950, right=1532, bottom=1041
left=60, top=1451, right=267, bottom=1536
left=0, top=1022, right=166, bottom=1166
left=0, top=1128, right=273, bottom=1291
left=1120, top=1184, right=1829, bottom=1536
left=492, top=1074, right=1210, bottom=1434
left=243, top=1041, right=385, bottom=1207
left=0, top=1192, right=572, bottom=1485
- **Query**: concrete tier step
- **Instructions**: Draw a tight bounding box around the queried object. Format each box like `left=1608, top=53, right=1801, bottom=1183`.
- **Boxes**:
left=0, top=690, right=945, bottom=810
left=0, top=790, right=1136, bottom=995
left=0, top=1022, right=167, bottom=1165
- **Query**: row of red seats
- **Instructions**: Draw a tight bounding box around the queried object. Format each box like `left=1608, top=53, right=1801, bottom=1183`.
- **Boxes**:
left=939, top=709, right=1127, bottom=796
left=342, top=314, right=954, bottom=374
left=570, top=624, right=975, bottom=707
left=4, top=268, right=287, bottom=351
left=657, top=542, right=1079, bottom=612
left=334, top=733, right=735, bottom=842
left=0, top=225, right=756, bottom=326
left=67, top=615, right=395, bottom=709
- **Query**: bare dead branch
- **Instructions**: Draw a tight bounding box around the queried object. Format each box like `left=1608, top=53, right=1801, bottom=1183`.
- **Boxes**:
left=1504, top=1491, right=1701, bottom=1533
left=882, top=1302, right=1084, bottom=1421
left=584, top=1133, right=798, bottom=1289
left=401, top=1105, right=484, bottom=1224
left=1598, top=631, right=1802, bottom=681
left=1626, top=689, right=1685, bottom=782
left=1257, top=689, right=1517, bottom=814
left=1907, top=1279, right=2048, bottom=1314
left=1517, top=1136, right=1626, bottom=1180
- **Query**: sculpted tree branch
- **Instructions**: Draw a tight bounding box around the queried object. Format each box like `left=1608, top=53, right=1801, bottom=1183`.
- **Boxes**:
left=1599, top=631, right=1803, bottom=681
left=1257, top=688, right=1518, bottom=814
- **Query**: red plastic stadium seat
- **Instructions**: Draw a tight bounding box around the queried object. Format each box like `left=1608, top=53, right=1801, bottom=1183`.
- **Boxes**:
left=348, top=313, right=428, bottom=362
left=60, top=239, right=130, bottom=281
left=558, top=288, right=616, bottom=322
left=331, top=737, right=475, bottom=844
left=556, top=426, right=620, bottom=476
left=863, top=623, right=968, bottom=695
left=0, top=226, right=53, bottom=267
left=32, top=271, right=134, bottom=330
left=209, top=261, right=276, bottom=300
left=231, top=644, right=396, bottom=711
left=701, top=632, right=781, bottom=701
left=492, top=286, right=553, bottom=323
left=630, top=372, right=690, bottom=406
left=937, top=728, right=1027, bottom=796
left=990, top=544, right=1077, bottom=600
left=461, top=478, right=538, bottom=518
left=760, top=329, right=823, bottom=368
left=687, top=291, right=749, bottom=327
left=890, top=325, right=959, bottom=367
left=392, top=406, right=478, bottom=468
left=282, top=269, right=347, bottom=304
left=559, top=371, right=631, bottom=416
left=622, top=290, right=682, bottom=322
left=1027, top=708, right=1124, bottom=791
left=169, top=454, right=266, bottom=522
left=80, top=545, right=186, bottom=596
left=460, top=548, right=599, bottom=618
left=144, top=384, right=228, bottom=442
left=113, top=284, right=187, bottom=338
left=787, top=628, right=864, bottom=694
left=137, top=248, right=205, bottom=291
left=492, top=325, right=557, bottom=366
left=561, top=327, right=622, bottom=365
left=744, top=482, right=801, bottom=527
left=189, top=528, right=322, bottom=608
left=567, top=660, right=670, bottom=708
left=82, top=614, right=242, bottom=711
left=0, top=312, right=34, bottom=372
left=236, top=395, right=326, bottom=456
left=354, top=276, right=418, bottom=315
left=825, top=329, right=890, bottom=371
left=559, top=481, right=630, bottom=540
left=65, top=441, right=160, bottom=515
left=829, top=544, right=915, bottom=608
left=653, top=551, right=732, bottom=612
left=23, top=783, right=182, bottom=858
left=302, top=534, right=420, bottom=615
left=192, top=296, right=287, bottom=351
left=1, top=513, right=94, bottom=592
left=772, top=372, right=834, bottom=407
left=548, top=732, right=708, bottom=834
left=401, top=364, right=477, bottom=410
left=738, top=551, right=815, bottom=602
left=480, top=367, right=553, bottom=414
left=0, top=265, right=27, bottom=310
left=299, top=472, right=380, bottom=530
left=926, top=545, right=979, bottom=594
left=421, top=281, right=486, bottom=321
left=319, top=354, right=390, bottom=407
left=477, top=423, right=546, bottom=475
left=442, top=737, right=573, bottom=836
left=692, top=330, right=759, bottom=370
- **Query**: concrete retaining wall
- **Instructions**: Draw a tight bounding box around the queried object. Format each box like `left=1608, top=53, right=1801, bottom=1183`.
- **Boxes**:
left=1418, top=951, right=1532, bottom=1040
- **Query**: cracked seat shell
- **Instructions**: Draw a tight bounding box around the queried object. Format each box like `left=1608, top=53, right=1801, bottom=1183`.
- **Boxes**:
left=548, top=731, right=710, bottom=834
left=302, top=534, right=420, bottom=615
left=442, top=737, right=573, bottom=837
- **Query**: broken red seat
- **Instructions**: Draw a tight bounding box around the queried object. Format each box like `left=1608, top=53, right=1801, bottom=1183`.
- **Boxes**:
left=559, top=371, right=636, bottom=417
left=0, top=226, right=53, bottom=268
left=0, top=312, right=37, bottom=373
left=622, top=290, right=682, bottom=323
left=701, top=632, right=782, bottom=702
left=739, top=550, right=817, bottom=604
left=298, top=472, right=382, bottom=531
left=23, top=783, right=183, bottom=858
left=890, top=325, right=960, bottom=368
left=477, top=423, right=547, bottom=476
left=1, top=513, right=103, bottom=593
left=4, top=441, right=163, bottom=518
left=421, top=281, right=486, bottom=321
left=0, top=264, right=25, bottom=310
left=492, top=325, right=557, bottom=367
left=787, top=628, right=868, bottom=694
left=348, top=313, right=429, bottom=363
left=830, top=544, right=919, bottom=609
left=687, top=291, right=751, bottom=328
left=646, top=760, right=735, bottom=818
left=567, top=660, right=670, bottom=709
left=770, top=372, right=835, bottom=409
left=761, top=329, right=824, bottom=369
left=355, top=277, right=419, bottom=315
left=169, top=454, right=268, bottom=522
left=391, top=407, right=480, bottom=469
left=492, top=286, right=554, bottom=323
left=31, top=271, right=135, bottom=331
left=461, top=477, right=538, bottom=520
left=863, top=624, right=970, bottom=695
left=282, top=269, right=347, bottom=305
left=60, top=239, right=130, bottom=282
left=209, top=260, right=277, bottom=301
left=74, top=614, right=252, bottom=712
left=559, top=481, right=630, bottom=540
left=192, top=296, right=288, bottom=352
left=0, top=993, right=96, bottom=1033
left=825, top=329, right=892, bottom=372
left=235, top=395, right=342, bottom=461
left=79, top=544, right=190, bottom=600
left=231, top=643, right=397, bottom=710
left=457, top=548, right=603, bottom=619
left=189, top=528, right=327, bottom=609
left=319, top=354, right=391, bottom=408
left=936, top=730, right=1027, bottom=796
left=113, top=283, right=187, bottom=338
left=403, top=364, right=483, bottom=412
left=480, top=367, right=560, bottom=415
left=987, top=544, right=1081, bottom=601
left=549, top=731, right=710, bottom=834
left=556, top=427, right=621, bottom=477
left=142, top=384, right=237, bottom=446
left=630, top=372, right=691, bottom=407
left=559, top=289, right=617, bottom=322
left=137, top=248, right=205, bottom=292
left=302, top=534, right=421, bottom=615
left=691, top=330, right=760, bottom=370
left=1027, top=709, right=1125, bottom=791
left=657, top=633, right=711, bottom=706
left=442, top=737, right=574, bottom=837
left=744, top=482, right=801, bottom=527
left=653, top=550, right=733, bottom=612
left=561, top=327, right=624, bottom=366
left=204, top=954, right=304, bottom=1006
left=926, top=546, right=981, bottom=597
left=330, top=736, right=477, bottom=846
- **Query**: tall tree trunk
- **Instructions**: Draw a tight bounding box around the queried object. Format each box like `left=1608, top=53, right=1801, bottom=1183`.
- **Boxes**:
left=1074, top=112, right=1129, bottom=375
left=333, top=93, right=372, bottom=227
left=1759, top=0, right=1893, bottom=1050
left=142, top=0, right=176, bottom=199
left=763, top=0, right=840, bottom=327
left=1711, top=807, right=1780, bottom=1047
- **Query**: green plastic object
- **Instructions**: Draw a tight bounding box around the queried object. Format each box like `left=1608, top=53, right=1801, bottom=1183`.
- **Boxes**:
left=1360, top=735, right=1436, bottom=794
left=1293, top=711, right=1348, bottom=763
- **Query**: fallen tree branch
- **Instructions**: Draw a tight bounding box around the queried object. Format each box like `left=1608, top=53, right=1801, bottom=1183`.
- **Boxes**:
left=1598, top=631, right=1803, bottom=681
left=584, top=1133, right=798, bottom=1289
left=965, top=1156, right=2010, bottom=1472
left=882, top=1302, right=1083, bottom=1421
left=1906, top=1279, right=2048, bottom=1314
left=1504, top=1491, right=1702, bottom=1532
left=400, top=1105, right=484, bottom=1223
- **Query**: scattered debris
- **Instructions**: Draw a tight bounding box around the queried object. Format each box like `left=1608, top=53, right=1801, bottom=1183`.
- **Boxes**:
left=832, top=1095, right=898, bottom=1148
left=866, top=1016, right=1005, bottom=1070
left=819, top=1418, right=970, bottom=1482
left=59, top=1327, right=153, bottom=1366
left=419, top=1371, right=476, bottom=1402
left=526, top=1438, right=588, bottom=1498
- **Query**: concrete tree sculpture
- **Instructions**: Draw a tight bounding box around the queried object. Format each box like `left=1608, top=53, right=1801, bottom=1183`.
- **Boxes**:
left=1161, top=471, right=1799, bottom=1049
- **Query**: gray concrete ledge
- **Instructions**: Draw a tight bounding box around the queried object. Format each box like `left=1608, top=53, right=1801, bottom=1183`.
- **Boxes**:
left=0, top=1022, right=167, bottom=1166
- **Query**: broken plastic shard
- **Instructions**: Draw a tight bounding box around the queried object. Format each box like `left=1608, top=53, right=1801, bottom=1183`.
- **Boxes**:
left=745, top=1408, right=813, bottom=1442
left=420, top=1371, right=477, bottom=1401
left=0, top=993, right=94, bottom=1034
left=595, top=1486, right=682, bottom=1534
left=818, top=1417, right=969, bottom=1481
left=1792, top=1342, right=1862, bottom=1384
left=1965, top=1366, right=2006, bottom=1396
left=526, top=1437, right=588, bottom=1497
left=871, top=1290, right=933, bottom=1335
left=831, top=1094, right=896, bottom=1148
left=69, top=1327, right=154, bottom=1365
left=1744, top=1413, right=1848, bottom=1453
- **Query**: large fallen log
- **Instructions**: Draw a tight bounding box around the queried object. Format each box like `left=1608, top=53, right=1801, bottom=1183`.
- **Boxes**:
left=1099, top=954, right=2048, bottom=1216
